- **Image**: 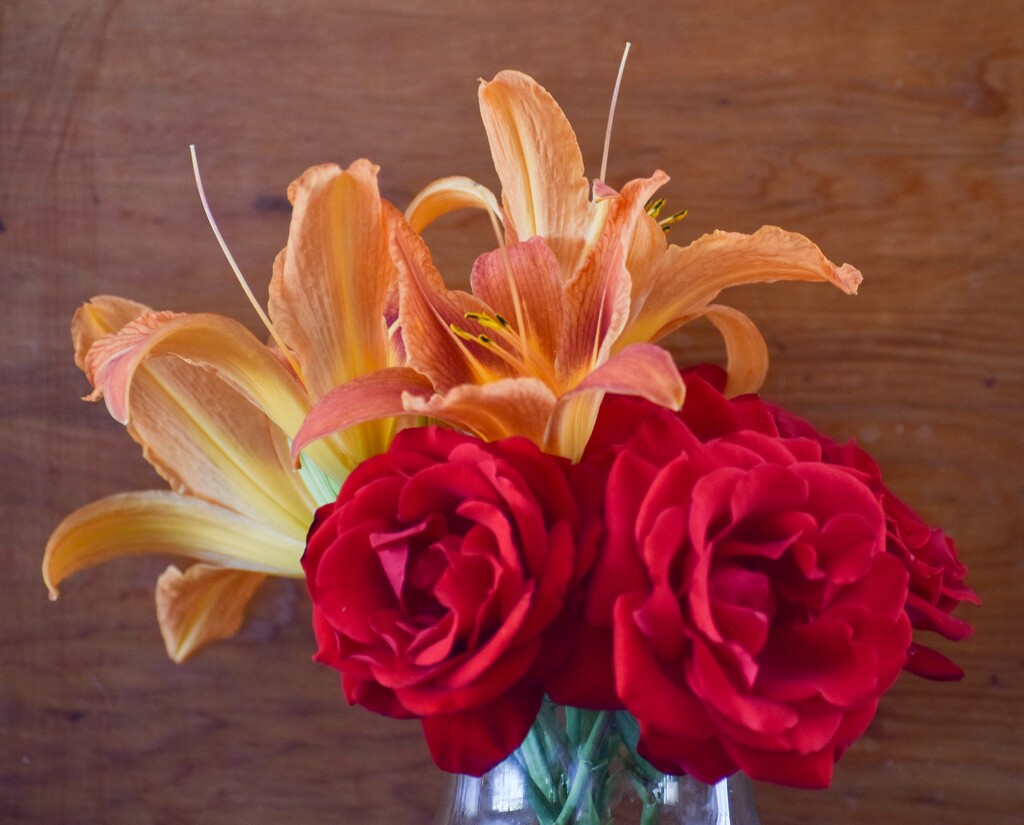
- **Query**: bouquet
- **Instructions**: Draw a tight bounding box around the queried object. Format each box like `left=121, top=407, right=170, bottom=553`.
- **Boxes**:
left=44, top=64, right=976, bottom=822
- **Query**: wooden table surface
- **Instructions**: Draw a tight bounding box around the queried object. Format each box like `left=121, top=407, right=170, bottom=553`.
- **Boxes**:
left=2, top=2, right=1021, bottom=823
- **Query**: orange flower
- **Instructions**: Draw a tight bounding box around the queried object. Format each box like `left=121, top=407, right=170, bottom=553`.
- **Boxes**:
left=43, top=161, right=424, bottom=660
left=294, top=71, right=860, bottom=462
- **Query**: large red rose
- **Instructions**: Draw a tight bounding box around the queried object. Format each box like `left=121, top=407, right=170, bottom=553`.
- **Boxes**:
left=590, top=414, right=912, bottom=787
left=302, top=426, right=594, bottom=775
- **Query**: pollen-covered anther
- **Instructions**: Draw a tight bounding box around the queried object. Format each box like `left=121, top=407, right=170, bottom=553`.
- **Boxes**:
left=645, top=197, right=666, bottom=219
left=659, top=208, right=688, bottom=232
left=464, top=311, right=511, bottom=332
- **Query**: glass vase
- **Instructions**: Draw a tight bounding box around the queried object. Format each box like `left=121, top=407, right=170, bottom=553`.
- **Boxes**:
left=433, top=702, right=760, bottom=824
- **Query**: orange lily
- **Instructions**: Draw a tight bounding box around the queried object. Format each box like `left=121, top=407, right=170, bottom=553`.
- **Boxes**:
left=43, top=159, right=419, bottom=660
left=294, top=71, right=861, bottom=462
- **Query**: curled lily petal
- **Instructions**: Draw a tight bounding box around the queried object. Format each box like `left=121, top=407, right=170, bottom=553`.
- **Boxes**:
left=72, top=295, right=150, bottom=371
left=155, top=563, right=266, bottom=663
left=479, top=70, right=590, bottom=277
left=83, top=310, right=347, bottom=479
left=405, top=176, right=502, bottom=234
left=703, top=304, right=770, bottom=398
left=291, top=367, right=435, bottom=462
left=548, top=344, right=686, bottom=460
left=619, top=226, right=864, bottom=348
left=403, top=378, right=557, bottom=446
left=43, top=491, right=304, bottom=599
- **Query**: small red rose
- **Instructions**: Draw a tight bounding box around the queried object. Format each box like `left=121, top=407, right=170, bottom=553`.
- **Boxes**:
left=303, top=426, right=593, bottom=775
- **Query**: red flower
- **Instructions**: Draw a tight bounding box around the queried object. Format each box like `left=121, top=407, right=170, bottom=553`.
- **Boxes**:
left=303, top=426, right=594, bottom=775
left=580, top=405, right=912, bottom=787
left=769, top=398, right=979, bottom=680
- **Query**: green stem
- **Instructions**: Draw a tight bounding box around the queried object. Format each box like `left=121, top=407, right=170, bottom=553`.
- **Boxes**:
left=552, top=711, right=612, bottom=825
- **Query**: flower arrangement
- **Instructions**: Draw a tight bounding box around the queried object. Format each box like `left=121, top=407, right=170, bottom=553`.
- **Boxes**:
left=43, top=63, right=976, bottom=819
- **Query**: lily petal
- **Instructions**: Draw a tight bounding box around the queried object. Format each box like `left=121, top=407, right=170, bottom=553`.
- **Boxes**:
left=403, top=378, right=558, bottom=446
left=479, top=70, right=590, bottom=278
left=269, top=160, right=394, bottom=401
left=155, top=563, right=266, bottom=663
left=560, top=173, right=668, bottom=385
left=469, top=237, right=563, bottom=378
left=618, top=225, right=863, bottom=348
left=548, top=344, right=686, bottom=459
left=291, top=367, right=435, bottom=462
left=83, top=310, right=347, bottom=479
left=43, top=491, right=305, bottom=599
left=703, top=304, right=770, bottom=397
left=391, top=206, right=511, bottom=390
left=72, top=295, right=151, bottom=371
left=404, top=176, right=502, bottom=234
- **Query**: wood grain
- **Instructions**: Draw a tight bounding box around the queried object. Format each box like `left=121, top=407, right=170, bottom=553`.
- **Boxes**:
left=2, top=1, right=1020, bottom=822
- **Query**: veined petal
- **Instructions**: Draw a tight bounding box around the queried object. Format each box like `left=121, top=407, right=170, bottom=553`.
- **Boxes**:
left=478, top=70, right=590, bottom=278
left=73, top=298, right=315, bottom=533
left=43, top=491, right=305, bottom=599
left=617, top=225, right=864, bottom=348
left=403, top=378, right=557, bottom=447
left=559, top=173, right=668, bottom=384
left=83, top=310, right=347, bottom=479
left=469, top=237, right=563, bottom=378
left=155, top=564, right=266, bottom=663
left=72, top=295, right=151, bottom=371
left=270, top=160, right=394, bottom=400
left=291, top=367, right=435, bottom=462
left=703, top=304, right=770, bottom=397
left=391, top=205, right=512, bottom=390
left=548, top=344, right=686, bottom=460
left=404, top=176, right=502, bottom=233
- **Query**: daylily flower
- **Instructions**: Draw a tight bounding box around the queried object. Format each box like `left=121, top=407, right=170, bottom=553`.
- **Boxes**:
left=293, top=71, right=862, bottom=463
left=43, top=160, right=420, bottom=660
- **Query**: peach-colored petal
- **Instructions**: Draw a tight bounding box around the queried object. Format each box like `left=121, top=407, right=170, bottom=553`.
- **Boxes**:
left=469, top=237, right=563, bottom=379
left=391, top=205, right=511, bottom=390
left=43, top=491, right=304, bottom=599
left=83, top=310, right=347, bottom=479
left=559, top=173, right=668, bottom=384
left=548, top=343, right=686, bottom=460
left=403, top=379, right=557, bottom=447
left=618, top=225, right=863, bottom=348
left=291, top=367, right=435, bottom=462
left=72, top=295, right=151, bottom=371
left=703, top=304, right=770, bottom=397
left=155, top=563, right=266, bottom=663
left=269, top=160, right=394, bottom=401
left=404, top=176, right=502, bottom=234
left=478, top=70, right=590, bottom=278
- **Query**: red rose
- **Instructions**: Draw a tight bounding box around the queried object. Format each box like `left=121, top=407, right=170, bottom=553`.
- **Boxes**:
left=303, top=426, right=594, bottom=775
left=589, top=414, right=912, bottom=787
left=770, top=400, right=979, bottom=680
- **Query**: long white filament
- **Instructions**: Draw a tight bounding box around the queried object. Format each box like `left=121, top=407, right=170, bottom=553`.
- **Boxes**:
left=599, top=42, right=632, bottom=184
left=189, top=145, right=304, bottom=380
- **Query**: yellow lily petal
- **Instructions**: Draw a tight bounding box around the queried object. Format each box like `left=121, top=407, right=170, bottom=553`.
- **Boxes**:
left=290, top=367, right=435, bottom=462
left=43, top=491, right=304, bottom=599
left=479, top=70, right=590, bottom=278
left=403, top=378, right=558, bottom=446
left=74, top=298, right=316, bottom=533
left=618, top=225, right=863, bottom=348
left=155, top=564, right=266, bottom=663
left=404, top=175, right=502, bottom=234
left=83, top=310, right=347, bottom=479
left=703, top=304, right=770, bottom=398
left=270, top=160, right=394, bottom=401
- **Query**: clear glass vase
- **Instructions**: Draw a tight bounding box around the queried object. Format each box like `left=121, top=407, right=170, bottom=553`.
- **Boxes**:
left=433, top=703, right=760, bottom=825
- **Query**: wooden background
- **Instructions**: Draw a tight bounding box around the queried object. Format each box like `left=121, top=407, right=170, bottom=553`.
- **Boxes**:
left=2, top=1, right=1021, bottom=823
